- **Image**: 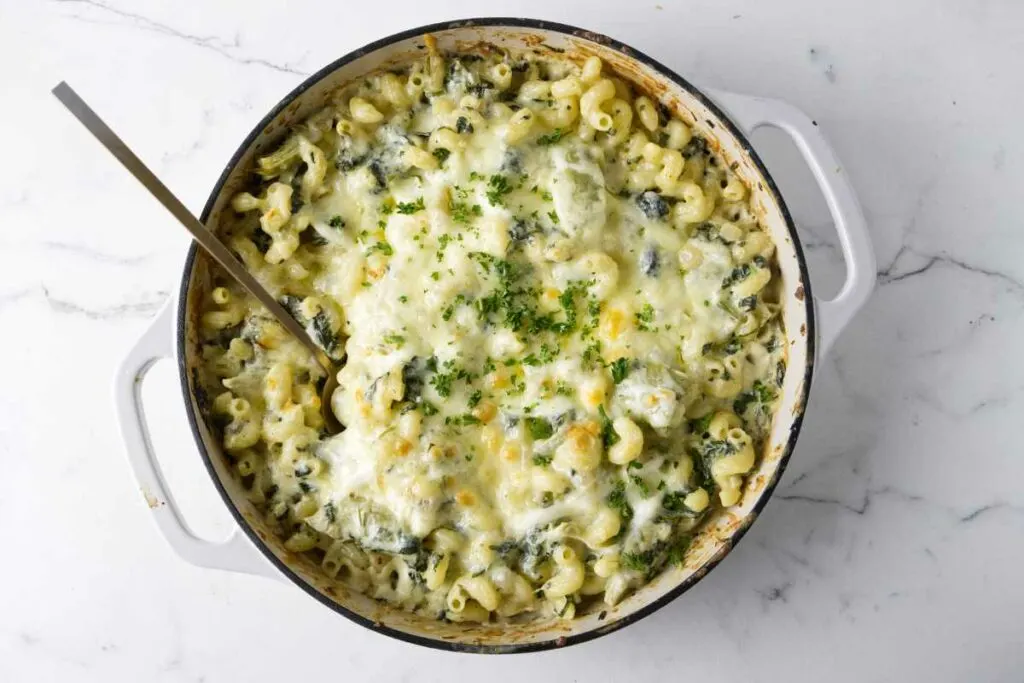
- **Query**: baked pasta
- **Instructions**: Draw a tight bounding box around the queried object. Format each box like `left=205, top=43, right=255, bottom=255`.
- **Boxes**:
left=194, top=38, right=786, bottom=623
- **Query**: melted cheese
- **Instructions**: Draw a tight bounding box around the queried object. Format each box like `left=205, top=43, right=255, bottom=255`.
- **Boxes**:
left=195, top=47, right=787, bottom=622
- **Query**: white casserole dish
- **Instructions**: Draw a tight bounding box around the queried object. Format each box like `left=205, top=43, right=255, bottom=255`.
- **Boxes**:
left=113, top=19, right=874, bottom=652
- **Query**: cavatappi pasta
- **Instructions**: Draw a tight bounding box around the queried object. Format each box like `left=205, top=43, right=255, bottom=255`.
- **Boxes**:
left=194, top=41, right=787, bottom=623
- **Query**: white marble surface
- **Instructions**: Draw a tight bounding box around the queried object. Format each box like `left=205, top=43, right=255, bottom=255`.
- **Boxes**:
left=2, top=0, right=1022, bottom=680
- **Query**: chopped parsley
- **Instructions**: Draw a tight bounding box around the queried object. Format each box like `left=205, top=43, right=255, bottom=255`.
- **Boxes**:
left=523, top=344, right=558, bottom=366
left=620, top=548, right=657, bottom=573
left=469, top=253, right=548, bottom=333
left=582, top=341, right=603, bottom=370
left=667, top=536, right=692, bottom=566
left=449, top=196, right=482, bottom=224
left=635, top=304, right=655, bottom=331
left=598, top=405, right=620, bottom=447
left=396, top=197, right=425, bottom=214
left=537, top=128, right=566, bottom=145
left=661, top=490, right=689, bottom=515
left=547, top=209, right=560, bottom=225
left=437, top=233, right=453, bottom=259
left=630, top=474, right=650, bottom=497
left=690, top=413, right=714, bottom=436
left=365, top=241, right=394, bottom=257
left=692, top=449, right=716, bottom=493
left=383, top=333, right=406, bottom=348
left=328, top=215, right=345, bottom=228
left=606, top=480, right=633, bottom=521
left=610, top=357, right=630, bottom=384
left=430, top=373, right=454, bottom=398
left=442, top=293, right=467, bottom=321
left=486, top=174, right=513, bottom=206
left=733, top=379, right=777, bottom=415
left=551, top=280, right=590, bottom=335
left=532, top=453, right=553, bottom=467
left=429, top=360, right=471, bottom=399
left=754, top=379, right=776, bottom=403
left=527, top=185, right=555, bottom=202
left=445, top=413, right=481, bottom=428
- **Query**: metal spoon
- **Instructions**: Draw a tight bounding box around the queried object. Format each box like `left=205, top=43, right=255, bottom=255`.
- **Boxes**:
left=52, top=82, right=343, bottom=434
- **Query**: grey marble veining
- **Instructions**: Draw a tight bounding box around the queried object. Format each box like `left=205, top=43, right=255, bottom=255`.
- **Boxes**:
left=51, top=0, right=312, bottom=75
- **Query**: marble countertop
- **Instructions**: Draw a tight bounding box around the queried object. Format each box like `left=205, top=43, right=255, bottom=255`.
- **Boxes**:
left=2, top=0, right=1022, bottom=680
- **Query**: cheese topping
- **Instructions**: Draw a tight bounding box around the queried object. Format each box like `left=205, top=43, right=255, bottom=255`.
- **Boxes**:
left=195, top=43, right=786, bottom=622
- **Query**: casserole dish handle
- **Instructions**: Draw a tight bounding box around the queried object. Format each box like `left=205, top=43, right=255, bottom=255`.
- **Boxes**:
left=708, top=90, right=876, bottom=357
left=114, top=301, right=279, bottom=580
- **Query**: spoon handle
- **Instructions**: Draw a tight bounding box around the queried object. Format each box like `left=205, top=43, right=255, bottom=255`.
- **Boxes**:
left=52, top=81, right=333, bottom=372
